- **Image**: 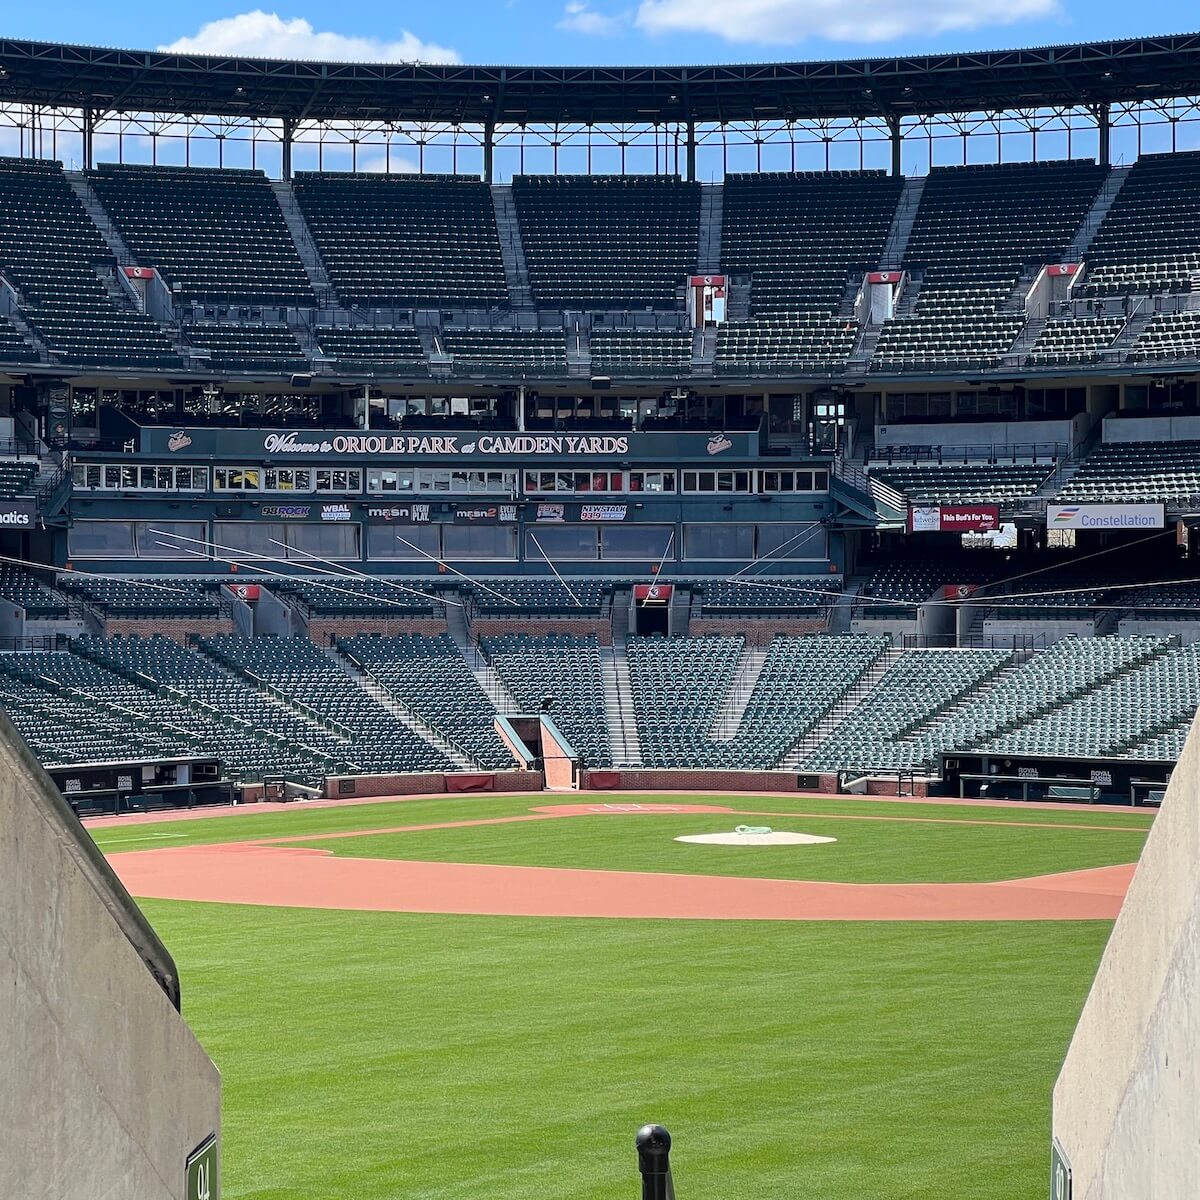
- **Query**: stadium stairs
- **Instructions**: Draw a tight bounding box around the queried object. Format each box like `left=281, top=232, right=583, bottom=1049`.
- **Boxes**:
left=709, top=643, right=770, bottom=739
left=64, top=172, right=137, bottom=268
left=783, top=644, right=904, bottom=766
left=880, top=175, right=927, bottom=267
left=696, top=182, right=723, bottom=272
left=269, top=179, right=338, bottom=306
left=1065, top=164, right=1133, bottom=259
left=602, top=644, right=643, bottom=766
left=322, top=641, right=476, bottom=769
left=490, top=184, right=536, bottom=315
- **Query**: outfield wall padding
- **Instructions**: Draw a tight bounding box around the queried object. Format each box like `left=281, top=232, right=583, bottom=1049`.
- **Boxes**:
left=0, top=714, right=221, bottom=1197
left=1052, top=713, right=1200, bottom=1198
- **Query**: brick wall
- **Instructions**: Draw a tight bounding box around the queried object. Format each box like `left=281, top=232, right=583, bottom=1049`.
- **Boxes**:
left=309, top=617, right=448, bottom=643
left=688, top=617, right=827, bottom=645
left=471, top=617, right=612, bottom=645
left=104, top=616, right=235, bottom=644
left=582, top=768, right=807, bottom=792
left=322, top=769, right=543, bottom=799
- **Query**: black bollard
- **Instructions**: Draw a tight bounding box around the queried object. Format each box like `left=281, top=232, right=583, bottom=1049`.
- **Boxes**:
left=636, top=1124, right=676, bottom=1200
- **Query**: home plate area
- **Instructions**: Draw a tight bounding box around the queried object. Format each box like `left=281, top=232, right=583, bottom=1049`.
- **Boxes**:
left=675, top=826, right=838, bottom=847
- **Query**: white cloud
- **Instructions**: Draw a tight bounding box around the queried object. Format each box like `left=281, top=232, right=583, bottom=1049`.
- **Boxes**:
left=634, top=0, right=1058, bottom=44
left=159, top=11, right=460, bottom=64
left=557, top=2, right=627, bottom=36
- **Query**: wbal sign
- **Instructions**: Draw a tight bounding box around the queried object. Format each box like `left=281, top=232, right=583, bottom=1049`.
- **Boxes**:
left=1046, top=503, right=1165, bottom=530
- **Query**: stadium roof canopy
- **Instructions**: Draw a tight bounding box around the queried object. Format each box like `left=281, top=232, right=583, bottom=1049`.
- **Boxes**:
left=1, top=33, right=1199, bottom=126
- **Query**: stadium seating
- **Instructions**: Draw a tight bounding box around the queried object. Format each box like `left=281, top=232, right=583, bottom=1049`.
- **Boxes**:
left=0, top=566, right=69, bottom=617
left=588, top=329, right=692, bottom=375
left=183, top=323, right=309, bottom=373
left=442, top=328, right=567, bottom=374
left=873, top=161, right=1105, bottom=371
left=980, top=641, right=1200, bottom=758
left=1081, top=152, right=1200, bottom=298
left=858, top=556, right=999, bottom=616
left=1127, top=311, right=1200, bottom=363
left=720, top=171, right=904, bottom=314
left=481, top=633, right=611, bottom=765
left=716, top=634, right=890, bottom=767
left=512, top=175, right=699, bottom=308
left=692, top=578, right=836, bottom=614
left=1027, top=317, right=1124, bottom=366
left=58, top=577, right=221, bottom=617
left=276, top=577, right=442, bottom=615
left=0, top=314, right=37, bottom=363
left=804, top=648, right=1012, bottom=771
left=200, top=634, right=450, bottom=774
left=314, top=326, right=427, bottom=373
left=0, top=461, right=36, bottom=499
left=716, top=314, right=859, bottom=374
left=868, top=462, right=1051, bottom=504
left=467, top=577, right=609, bottom=615
left=1057, top=440, right=1200, bottom=505
left=339, top=633, right=512, bottom=767
left=0, top=667, right=192, bottom=767
left=294, top=173, right=508, bottom=308
left=9, top=641, right=340, bottom=781
left=0, top=158, right=181, bottom=368
left=88, top=163, right=314, bottom=306
left=888, top=635, right=1166, bottom=768
left=627, top=634, right=744, bottom=767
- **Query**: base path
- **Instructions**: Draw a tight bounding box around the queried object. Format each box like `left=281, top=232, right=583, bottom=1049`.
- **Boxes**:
left=109, top=841, right=1135, bottom=921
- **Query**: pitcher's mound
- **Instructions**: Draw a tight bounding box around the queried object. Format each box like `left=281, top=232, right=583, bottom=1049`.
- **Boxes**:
left=675, top=830, right=837, bottom=847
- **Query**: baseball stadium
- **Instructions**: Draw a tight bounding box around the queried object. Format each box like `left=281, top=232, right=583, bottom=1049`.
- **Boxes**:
left=0, top=17, right=1197, bottom=1200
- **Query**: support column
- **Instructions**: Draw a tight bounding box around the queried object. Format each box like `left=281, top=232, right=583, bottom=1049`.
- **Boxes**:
left=685, top=121, right=696, bottom=183
left=281, top=117, right=295, bottom=180
left=82, top=108, right=95, bottom=171
left=1097, top=103, right=1112, bottom=167
left=888, top=115, right=903, bottom=177
left=483, top=120, right=495, bottom=184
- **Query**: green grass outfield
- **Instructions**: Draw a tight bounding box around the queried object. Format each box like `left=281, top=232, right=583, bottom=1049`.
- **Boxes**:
left=95, top=794, right=1154, bottom=1200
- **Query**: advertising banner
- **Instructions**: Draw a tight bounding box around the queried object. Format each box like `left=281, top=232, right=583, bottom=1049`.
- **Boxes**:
left=1046, top=504, right=1165, bottom=530
left=139, top=426, right=757, bottom=462
left=908, top=504, right=1000, bottom=533
left=0, top=499, right=36, bottom=528
left=452, top=503, right=520, bottom=524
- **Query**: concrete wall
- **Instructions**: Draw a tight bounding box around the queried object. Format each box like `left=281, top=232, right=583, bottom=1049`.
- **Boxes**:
left=1118, top=617, right=1200, bottom=645
left=1103, top=413, right=1200, bottom=444
left=0, top=716, right=221, bottom=1198
left=1052, top=713, right=1200, bottom=1198
left=874, top=415, right=1084, bottom=454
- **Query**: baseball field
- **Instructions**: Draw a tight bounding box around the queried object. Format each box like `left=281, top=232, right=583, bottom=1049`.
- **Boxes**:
left=89, top=791, right=1155, bottom=1199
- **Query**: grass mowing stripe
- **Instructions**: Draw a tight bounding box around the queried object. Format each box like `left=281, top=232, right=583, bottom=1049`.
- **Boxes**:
left=146, top=899, right=1109, bottom=1200
left=285, top=811, right=1145, bottom=884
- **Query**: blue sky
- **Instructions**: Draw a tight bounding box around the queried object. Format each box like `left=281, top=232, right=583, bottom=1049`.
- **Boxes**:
left=8, top=2, right=1200, bottom=66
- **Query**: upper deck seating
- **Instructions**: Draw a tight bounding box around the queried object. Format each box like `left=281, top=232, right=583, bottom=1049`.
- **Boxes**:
left=89, top=163, right=314, bottom=306
left=1081, top=152, right=1200, bottom=298
left=512, top=175, right=699, bottom=309
left=294, top=173, right=508, bottom=308
left=0, top=158, right=180, bottom=368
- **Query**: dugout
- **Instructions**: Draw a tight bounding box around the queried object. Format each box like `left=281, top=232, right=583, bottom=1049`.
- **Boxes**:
left=49, top=754, right=230, bottom=816
left=942, top=750, right=1171, bottom=805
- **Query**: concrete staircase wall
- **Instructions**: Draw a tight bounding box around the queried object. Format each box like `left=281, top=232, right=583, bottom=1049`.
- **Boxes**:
left=696, top=183, right=724, bottom=273
left=491, top=185, right=535, bottom=311
left=880, top=175, right=927, bottom=269
left=269, top=179, right=336, bottom=305
left=1066, top=165, right=1133, bottom=260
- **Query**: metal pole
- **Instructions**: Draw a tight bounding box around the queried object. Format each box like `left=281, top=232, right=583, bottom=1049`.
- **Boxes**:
left=636, top=1125, right=675, bottom=1200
